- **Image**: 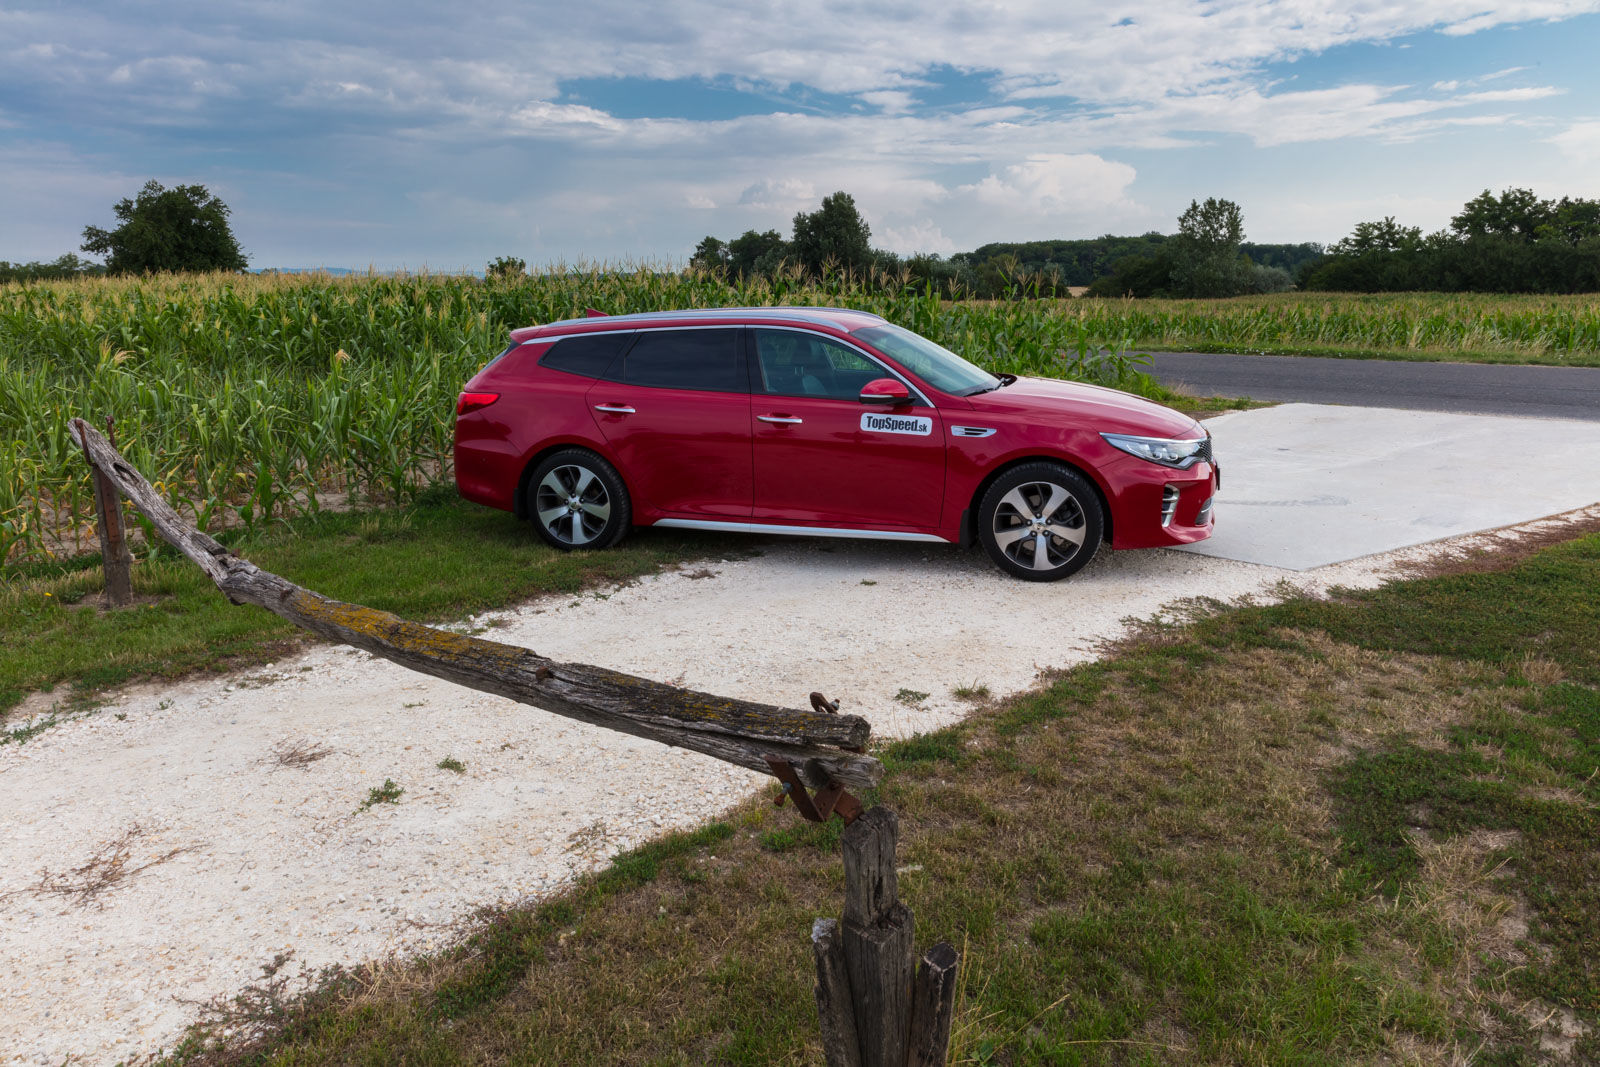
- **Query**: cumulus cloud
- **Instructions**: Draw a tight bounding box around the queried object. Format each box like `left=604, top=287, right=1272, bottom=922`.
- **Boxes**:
left=960, top=154, right=1137, bottom=214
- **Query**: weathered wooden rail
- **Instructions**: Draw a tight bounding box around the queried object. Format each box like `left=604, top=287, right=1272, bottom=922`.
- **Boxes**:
left=69, top=418, right=879, bottom=790
left=72, top=417, right=957, bottom=1064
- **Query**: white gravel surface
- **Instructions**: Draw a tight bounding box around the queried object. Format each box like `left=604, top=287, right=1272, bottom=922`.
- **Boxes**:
left=3, top=509, right=1596, bottom=1066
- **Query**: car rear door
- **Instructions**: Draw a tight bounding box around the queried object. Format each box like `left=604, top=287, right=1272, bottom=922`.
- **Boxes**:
left=748, top=327, right=944, bottom=529
left=585, top=326, right=753, bottom=517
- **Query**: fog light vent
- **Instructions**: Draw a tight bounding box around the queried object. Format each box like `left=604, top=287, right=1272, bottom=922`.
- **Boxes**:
left=1160, top=485, right=1180, bottom=527
left=1196, top=496, right=1214, bottom=525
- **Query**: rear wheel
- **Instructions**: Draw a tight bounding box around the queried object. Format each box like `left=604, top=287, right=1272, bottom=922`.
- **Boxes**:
left=977, top=463, right=1103, bottom=581
left=527, top=450, right=631, bottom=550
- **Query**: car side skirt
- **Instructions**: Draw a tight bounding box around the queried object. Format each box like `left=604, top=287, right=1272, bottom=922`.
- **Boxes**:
left=651, top=518, right=949, bottom=543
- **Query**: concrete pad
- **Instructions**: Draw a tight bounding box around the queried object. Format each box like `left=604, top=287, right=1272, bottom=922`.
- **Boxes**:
left=1179, top=403, right=1600, bottom=570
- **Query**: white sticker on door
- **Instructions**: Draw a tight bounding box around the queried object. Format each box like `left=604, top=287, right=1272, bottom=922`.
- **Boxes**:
left=860, top=412, right=932, bottom=436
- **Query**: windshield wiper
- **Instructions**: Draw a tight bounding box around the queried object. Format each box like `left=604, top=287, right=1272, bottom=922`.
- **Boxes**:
left=964, top=374, right=1013, bottom=397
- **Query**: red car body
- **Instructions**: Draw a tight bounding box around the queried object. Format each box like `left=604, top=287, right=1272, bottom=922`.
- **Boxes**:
left=454, top=307, right=1216, bottom=576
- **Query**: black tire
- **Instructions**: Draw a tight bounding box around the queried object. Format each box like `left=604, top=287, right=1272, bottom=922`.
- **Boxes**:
left=526, top=449, right=631, bottom=551
left=976, top=462, right=1104, bottom=581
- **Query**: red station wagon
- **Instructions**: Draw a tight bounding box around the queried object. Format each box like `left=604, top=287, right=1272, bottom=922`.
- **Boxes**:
left=453, top=307, right=1217, bottom=581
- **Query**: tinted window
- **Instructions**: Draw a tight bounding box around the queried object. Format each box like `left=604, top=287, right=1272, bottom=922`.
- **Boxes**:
left=753, top=329, right=886, bottom=402
left=621, top=328, right=744, bottom=393
left=538, top=332, right=631, bottom=378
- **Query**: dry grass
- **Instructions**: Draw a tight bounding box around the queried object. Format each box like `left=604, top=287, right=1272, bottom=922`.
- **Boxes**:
left=1396, top=506, right=1600, bottom=581
left=266, top=738, right=334, bottom=768
left=27, top=823, right=195, bottom=907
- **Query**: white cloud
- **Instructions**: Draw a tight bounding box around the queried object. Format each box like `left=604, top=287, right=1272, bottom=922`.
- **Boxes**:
left=735, top=178, right=818, bottom=210
left=1547, top=119, right=1600, bottom=162
left=960, top=154, right=1137, bottom=214
left=876, top=220, right=956, bottom=256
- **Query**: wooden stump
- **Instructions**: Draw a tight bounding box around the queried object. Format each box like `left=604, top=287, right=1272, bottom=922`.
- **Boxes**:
left=84, top=420, right=133, bottom=608
left=814, top=806, right=959, bottom=1067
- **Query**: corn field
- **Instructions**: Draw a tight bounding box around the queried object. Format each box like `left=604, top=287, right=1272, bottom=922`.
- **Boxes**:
left=3, top=270, right=1597, bottom=569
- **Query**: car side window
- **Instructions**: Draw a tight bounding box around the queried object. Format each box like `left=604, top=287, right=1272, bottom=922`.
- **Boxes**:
left=538, top=332, right=631, bottom=378
left=619, top=328, right=744, bottom=393
left=752, top=329, right=883, bottom=401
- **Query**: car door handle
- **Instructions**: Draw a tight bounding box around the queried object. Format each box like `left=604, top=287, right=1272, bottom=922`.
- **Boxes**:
left=593, top=404, right=636, bottom=415
left=757, top=415, right=803, bottom=424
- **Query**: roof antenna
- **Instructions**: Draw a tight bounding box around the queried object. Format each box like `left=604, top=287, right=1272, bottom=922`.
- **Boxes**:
left=584, top=307, right=608, bottom=318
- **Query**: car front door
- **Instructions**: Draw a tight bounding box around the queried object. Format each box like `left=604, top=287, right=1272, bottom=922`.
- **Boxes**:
left=748, top=327, right=944, bottom=529
left=585, top=326, right=753, bottom=517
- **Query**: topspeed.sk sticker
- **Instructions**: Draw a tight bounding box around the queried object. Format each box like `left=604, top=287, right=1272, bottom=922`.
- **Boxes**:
left=860, top=412, right=932, bottom=436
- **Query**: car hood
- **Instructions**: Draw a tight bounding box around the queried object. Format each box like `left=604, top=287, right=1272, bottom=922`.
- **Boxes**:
left=964, top=376, right=1203, bottom=438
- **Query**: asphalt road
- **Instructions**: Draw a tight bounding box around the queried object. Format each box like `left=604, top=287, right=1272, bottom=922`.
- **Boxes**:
left=1148, top=351, right=1600, bottom=421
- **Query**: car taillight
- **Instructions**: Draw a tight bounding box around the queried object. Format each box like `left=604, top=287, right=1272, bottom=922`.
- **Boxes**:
left=456, top=391, right=499, bottom=415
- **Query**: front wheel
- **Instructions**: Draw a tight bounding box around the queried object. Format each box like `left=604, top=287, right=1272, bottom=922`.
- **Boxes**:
left=976, top=463, right=1104, bottom=581
left=527, top=450, right=631, bottom=551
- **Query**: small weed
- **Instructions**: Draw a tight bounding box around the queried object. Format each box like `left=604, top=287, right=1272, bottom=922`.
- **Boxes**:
left=436, top=756, right=466, bottom=774
left=402, top=701, right=426, bottom=709
left=895, top=688, right=930, bottom=705
left=356, top=779, right=404, bottom=812
left=683, top=568, right=717, bottom=580
left=114, top=712, right=127, bottom=721
left=953, top=681, right=991, bottom=702
left=860, top=579, right=878, bottom=586
left=157, top=698, right=173, bottom=710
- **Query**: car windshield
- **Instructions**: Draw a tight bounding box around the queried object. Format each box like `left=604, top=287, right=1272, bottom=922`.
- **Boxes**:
left=854, top=324, right=1001, bottom=397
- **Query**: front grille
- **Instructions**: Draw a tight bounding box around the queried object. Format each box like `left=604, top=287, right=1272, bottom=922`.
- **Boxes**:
left=1194, top=435, right=1214, bottom=466
left=1161, top=485, right=1180, bottom=527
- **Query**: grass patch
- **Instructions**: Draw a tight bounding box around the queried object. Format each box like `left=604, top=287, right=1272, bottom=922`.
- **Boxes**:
left=355, top=779, right=405, bottom=813
left=435, top=756, right=466, bottom=774
left=0, top=490, right=746, bottom=722
left=149, top=532, right=1600, bottom=1065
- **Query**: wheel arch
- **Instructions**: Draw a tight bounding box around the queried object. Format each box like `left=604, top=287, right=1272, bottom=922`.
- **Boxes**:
left=962, top=454, right=1114, bottom=549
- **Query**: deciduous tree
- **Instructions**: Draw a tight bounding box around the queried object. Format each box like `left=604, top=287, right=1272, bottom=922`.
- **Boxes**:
left=81, top=180, right=247, bottom=274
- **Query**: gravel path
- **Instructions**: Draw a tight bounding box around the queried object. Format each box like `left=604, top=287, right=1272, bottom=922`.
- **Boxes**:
left=3, top=514, right=1592, bottom=1065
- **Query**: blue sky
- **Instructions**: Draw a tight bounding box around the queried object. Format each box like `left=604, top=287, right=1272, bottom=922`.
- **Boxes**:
left=4, top=1, right=1599, bottom=270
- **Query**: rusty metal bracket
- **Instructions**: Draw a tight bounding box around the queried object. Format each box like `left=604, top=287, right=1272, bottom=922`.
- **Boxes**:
left=765, top=755, right=863, bottom=825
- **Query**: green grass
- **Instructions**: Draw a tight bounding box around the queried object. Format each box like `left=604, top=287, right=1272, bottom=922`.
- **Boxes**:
left=148, top=531, right=1600, bottom=1065
left=355, top=778, right=405, bottom=813
left=0, top=488, right=746, bottom=722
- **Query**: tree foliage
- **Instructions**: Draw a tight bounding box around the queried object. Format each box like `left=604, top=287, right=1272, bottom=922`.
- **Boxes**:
left=789, top=192, right=873, bottom=276
left=485, top=255, right=526, bottom=281
left=81, top=180, right=247, bottom=275
left=1168, top=197, right=1250, bottom=298
left=1303, top=188, right=1600, bottom=293
left=0, top=253, right=105, bottom=284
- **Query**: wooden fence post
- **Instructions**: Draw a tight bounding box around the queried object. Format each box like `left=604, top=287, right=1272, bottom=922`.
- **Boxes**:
left=814, top=806, right=959, bottom=1067
left=84, top=416, right=134, bottom=607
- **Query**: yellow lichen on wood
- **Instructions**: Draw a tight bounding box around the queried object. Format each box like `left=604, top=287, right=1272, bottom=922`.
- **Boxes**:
left=288, top=590, right=530, bottom=674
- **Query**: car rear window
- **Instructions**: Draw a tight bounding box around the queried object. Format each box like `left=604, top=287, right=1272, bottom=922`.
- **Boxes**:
left=619, top=328, right=744, bottom=393
left=537, top=332, right=632, bottom=378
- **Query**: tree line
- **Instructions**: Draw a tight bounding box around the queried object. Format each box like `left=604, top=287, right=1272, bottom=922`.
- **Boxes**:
left=11, top=180, right=1597, bottom=296
left=1298, top=189, right=1600, bottom=293
left=688, top=192, right=1325, bottom=299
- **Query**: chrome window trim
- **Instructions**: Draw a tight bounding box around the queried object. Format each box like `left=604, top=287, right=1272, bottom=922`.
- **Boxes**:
left=519, top=321, right=934, bottom=406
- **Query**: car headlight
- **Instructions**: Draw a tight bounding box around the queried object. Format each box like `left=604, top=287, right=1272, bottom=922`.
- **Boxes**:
left=1101, top=432, right=1209, bottom=470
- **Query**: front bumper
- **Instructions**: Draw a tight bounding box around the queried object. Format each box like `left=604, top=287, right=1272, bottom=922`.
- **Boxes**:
left=1106, top=461, right=1217, bottom=549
